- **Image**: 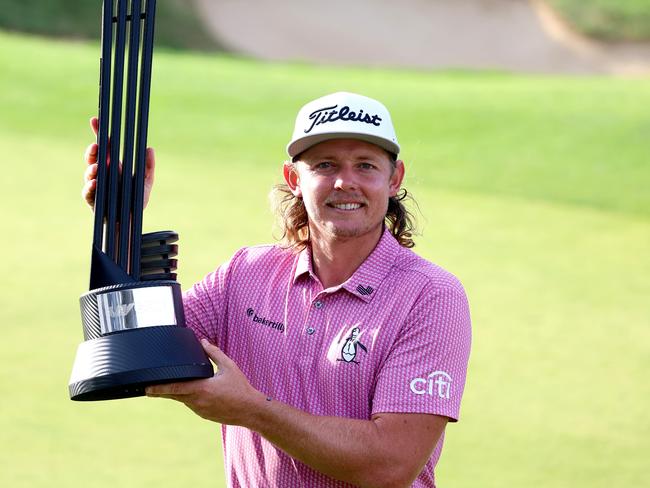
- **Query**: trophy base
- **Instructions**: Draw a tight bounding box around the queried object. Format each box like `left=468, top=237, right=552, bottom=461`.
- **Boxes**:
left=69, top=326, right=214, bottom=401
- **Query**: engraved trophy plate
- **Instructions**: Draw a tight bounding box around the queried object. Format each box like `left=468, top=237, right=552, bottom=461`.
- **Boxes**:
left=98, top=286, right=177, bottom=334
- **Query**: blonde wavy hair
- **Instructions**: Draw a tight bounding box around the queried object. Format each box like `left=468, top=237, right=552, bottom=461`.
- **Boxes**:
left=270, top=158, right=417, bottom=250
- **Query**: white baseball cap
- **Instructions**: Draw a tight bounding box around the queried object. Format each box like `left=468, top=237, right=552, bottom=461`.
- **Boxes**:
left=287, top=92, right=400, bottom=158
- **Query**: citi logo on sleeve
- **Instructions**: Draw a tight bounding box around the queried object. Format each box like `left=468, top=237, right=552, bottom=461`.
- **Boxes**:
left=305, top=105, right=383, bottom=134
left=409, top=371, right=452, bottom=399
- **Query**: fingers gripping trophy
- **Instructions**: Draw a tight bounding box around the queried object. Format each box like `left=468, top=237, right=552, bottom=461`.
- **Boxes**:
left=69, top=0, right=213, bottom=401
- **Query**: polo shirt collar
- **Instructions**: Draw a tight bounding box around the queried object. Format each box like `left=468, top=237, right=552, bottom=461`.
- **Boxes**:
left=341, top=228, right=400, bottom=302
left=294, top=245, right=313, bottom=282
left=293, top=228, right=401, bottom=302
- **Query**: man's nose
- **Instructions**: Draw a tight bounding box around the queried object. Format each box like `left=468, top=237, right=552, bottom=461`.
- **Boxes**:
left=333, top=167, right=358, bottom=191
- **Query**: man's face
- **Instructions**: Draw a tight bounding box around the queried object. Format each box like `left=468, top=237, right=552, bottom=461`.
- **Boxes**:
left=284, top=139, right=404, bottom=244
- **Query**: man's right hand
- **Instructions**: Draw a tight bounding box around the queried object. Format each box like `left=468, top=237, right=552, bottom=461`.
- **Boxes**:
left=82, top=116, right=156, bottom=210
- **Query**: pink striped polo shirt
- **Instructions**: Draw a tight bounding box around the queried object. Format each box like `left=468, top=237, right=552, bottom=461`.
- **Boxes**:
left=183, top=228, right=472, bottom=487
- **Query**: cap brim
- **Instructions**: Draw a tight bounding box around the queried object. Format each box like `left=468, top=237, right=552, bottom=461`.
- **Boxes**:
left=287, top=132, right=400, bottom=158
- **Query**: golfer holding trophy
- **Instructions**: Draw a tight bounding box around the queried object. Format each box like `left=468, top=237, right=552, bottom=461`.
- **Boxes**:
left=75, top=1, right=472, bottom=486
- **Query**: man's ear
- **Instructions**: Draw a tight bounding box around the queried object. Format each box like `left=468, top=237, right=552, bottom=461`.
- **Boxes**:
left=389, top=160, right=405, bottom=197
left=283, top=161, right=302, bottom=198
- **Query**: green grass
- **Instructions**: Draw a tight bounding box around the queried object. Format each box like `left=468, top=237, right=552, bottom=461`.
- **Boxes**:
left=1, top=30, right=649, bottom=487
left=549, top=0, right=650, bottom=41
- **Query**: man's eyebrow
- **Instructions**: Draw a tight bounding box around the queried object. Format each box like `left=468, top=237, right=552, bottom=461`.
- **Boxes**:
left=306, top=155, right=336, bottom=162
left=303, top=152, right=384, bottom=163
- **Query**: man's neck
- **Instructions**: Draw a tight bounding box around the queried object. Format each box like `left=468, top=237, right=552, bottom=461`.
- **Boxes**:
left=309, top=226, right=383, bottom=289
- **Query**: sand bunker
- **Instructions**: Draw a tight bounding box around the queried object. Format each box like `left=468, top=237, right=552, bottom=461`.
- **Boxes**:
left=195, top=0, right=650, bottom=75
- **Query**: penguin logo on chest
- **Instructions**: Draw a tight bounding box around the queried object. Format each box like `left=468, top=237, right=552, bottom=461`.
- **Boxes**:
left=338, top=327, right=367, bottom=364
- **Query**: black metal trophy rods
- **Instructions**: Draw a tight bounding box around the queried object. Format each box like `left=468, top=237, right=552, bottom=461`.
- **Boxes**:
left=118, top=0, right=142, bottom=270
left=92, top=0, right=113, bottom=255
left=130, top=0, right=157, bottom=279
left=91, top=0, right=156, bottom=287
left=105, top=0, right=127, bottom=261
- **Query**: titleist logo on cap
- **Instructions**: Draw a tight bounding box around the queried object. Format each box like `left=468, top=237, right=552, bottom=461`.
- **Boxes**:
left=305, top=104, right=383, bottom=134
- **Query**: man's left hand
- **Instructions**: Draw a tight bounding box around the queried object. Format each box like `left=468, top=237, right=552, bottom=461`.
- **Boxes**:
left=146, top=340, right=264, bottom=426
left=146, top=339, right=447, bottom=487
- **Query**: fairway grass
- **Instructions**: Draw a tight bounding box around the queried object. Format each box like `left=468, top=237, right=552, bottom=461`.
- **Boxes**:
left=0, top=31, right=648, bottom=487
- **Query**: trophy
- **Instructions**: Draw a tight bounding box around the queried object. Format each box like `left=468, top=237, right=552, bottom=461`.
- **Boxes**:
left=69, top=0, right=213, bottom=401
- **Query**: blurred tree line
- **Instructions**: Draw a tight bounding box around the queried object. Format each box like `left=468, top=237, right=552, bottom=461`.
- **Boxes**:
left=548, top=0, right=650, bottom=41
left=0, top=0, right=219, bottom=50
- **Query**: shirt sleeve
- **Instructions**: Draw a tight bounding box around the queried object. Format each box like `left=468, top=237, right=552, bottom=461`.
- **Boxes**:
left=182, top=248, right=246, bottom=348
left=371, top=283, right=472, bottom=422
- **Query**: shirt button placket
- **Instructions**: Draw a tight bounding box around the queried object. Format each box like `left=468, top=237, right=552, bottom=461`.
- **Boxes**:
left=305, top=299, right=323, bottom=339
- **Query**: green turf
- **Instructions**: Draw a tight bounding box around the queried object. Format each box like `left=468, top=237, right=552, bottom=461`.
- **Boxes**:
left=0, top=30, right=648, bottom=487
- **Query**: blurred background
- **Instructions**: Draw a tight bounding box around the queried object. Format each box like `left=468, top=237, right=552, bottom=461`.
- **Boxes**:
left=0, top=1, right=648, bottom=487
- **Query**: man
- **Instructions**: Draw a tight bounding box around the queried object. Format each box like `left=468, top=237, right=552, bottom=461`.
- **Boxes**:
left=82, top=92, right=472, bottom=487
